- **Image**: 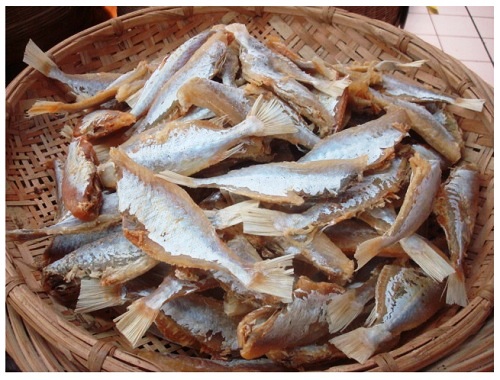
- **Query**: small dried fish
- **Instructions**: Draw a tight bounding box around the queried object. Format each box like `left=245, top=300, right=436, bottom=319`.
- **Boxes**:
left=380, top=73, right=484, bottom=112
left=111, top=148, right=295, bottom=301
left=354, top=153, right=442, bottom=269
left=241, top=156, right=407, bottom=236
left=73, top=110, right=136, bottom=140
left=433, top=163, right=480, bottom=306
left=330, top=265, right=444, bottom=364
left=61, top=137, right=103, bottom=221
left=130, top=28, right=216, bottom=118
left=298, top=109, right=410, bottom=169
left=157, top=156, right=367, bottom=206
left=23, top=39, right=121, bottom=97
left=122, top=95, right=297, bottom=176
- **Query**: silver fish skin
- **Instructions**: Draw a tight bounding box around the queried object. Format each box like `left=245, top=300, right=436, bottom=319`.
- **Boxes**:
left=6, top=191, right=120, bottom=242
left=299, top=109, right=410, bottom=168
left=123, top=95, right=297, bottom=176
left=330, top=265, right=444, bottom=364
left=139, top=29, right=229, bottom=130
left=23, top=39, right=121, bottom=97
left=434, top=163, right=480, bottom=306
left=111, top=148, right=295, bottom=302
left=241, top=156, right=407, bottom=236
left=157, top=156, right=367, bottom=206
left=225, top=24, right=336, bottom=133
left=226, top=23, right=349, bottom=98
left=381, top=73, right=484, bottom=112
left=43, top=231, right=157, bottom=284
left=354, top=153, right=442, bottom=269
left=130, top=28, right=215, bottom=118
left=371, top=88, right=463, bottom=163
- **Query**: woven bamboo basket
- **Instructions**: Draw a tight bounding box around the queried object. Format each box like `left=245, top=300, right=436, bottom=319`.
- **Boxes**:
left=5, top=6, right=493, bottom=372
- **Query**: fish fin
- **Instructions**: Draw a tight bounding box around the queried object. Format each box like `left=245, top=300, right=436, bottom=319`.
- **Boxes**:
left=206, top=200, right=260, bottom=230
left=399, top=236, right=455, bottom=282
left=27, top=100, right=66, bottom=116
left=354, top=236, right=385, bottom=270
left=250, top=255, right=295, bottom=302
left=209, top=115, right=229, bottom=128
left=445, top=271, right=468, bottom=307
left=452, top=98, right=485, bottom=112
left=249, top=95, right=298, bottom=136
left=5, top=228, right=49, bottom=242
left=241, top=207, right=284, bottom=236
left=23, top=39, right=59, bottom=77
left=93, top=144, right=110, bottom=164
left=330, top=325, right=392, bottom=364
left=327, top=291, right=365, bottom=333
left=156, top=169, right=199, bottom=188
left=60, top=124, right=74, bottom=140
left=75, top=279, right=125, bottom=313
left=114, top=298, right=161, bottom=348
left=364, top=304, right=378, bottom=327
left=313, top=76, right=351, bottom=98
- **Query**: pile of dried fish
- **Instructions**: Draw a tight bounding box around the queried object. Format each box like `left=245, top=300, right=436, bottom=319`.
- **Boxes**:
left=9, top=23, right=483, bottom=369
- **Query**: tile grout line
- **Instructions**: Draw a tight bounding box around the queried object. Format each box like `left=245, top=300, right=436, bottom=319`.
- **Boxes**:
left=465, top=6, right=494, bottom=65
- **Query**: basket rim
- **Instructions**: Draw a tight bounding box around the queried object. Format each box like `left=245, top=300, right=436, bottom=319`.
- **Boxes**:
left=5, top=6, right=494, bottom=372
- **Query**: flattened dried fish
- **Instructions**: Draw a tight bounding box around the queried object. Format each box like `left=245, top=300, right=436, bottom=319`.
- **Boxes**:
left=330, top=265, right=444, bottom=364
left=354, top=153, right=442, bottom=269
left=111, top=148, right=295, bottom=301
left=434, top=163, right=480, bottom=306
left=158, top=156, right=367, bottom=206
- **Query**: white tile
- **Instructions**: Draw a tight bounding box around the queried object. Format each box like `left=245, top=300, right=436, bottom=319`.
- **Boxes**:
left=431, top=15, right=480, bottom=37
left=483, top=38, right=494, bottom=60
left=416, top=34, right=442, bottom=50
left=408, top=6, right=429, bottom=14
left=440, top=36, right=490, bottom=62
left=467, top=6, right=494, bottom=18
left=404, top=13, right=436, bottom=36
left=461, top=61, right=494, bottom=86
left=474, top=17, right=494, bottom=39
left=433, top=6, right=468, bottom=16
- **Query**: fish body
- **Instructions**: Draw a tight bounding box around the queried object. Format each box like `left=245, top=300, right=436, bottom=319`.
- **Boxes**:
left=158, top=156, right=367, bottom=206
left=73, top=110, right=136, bottom=140
left=299, top=109, right=410, bottom=168
left=61, top=137, right=103, bottom=221
left=111, top=148, right=294, bottom=301
left=23, top=39, right=121, bottom=97
left=123, top=95, right=297, bottom=175
left=241, top=156, right=407, bottom=236
left=139, top=29, right=230, bottom=129
left=434, top=163, right=480, bottom=306
left=355, top=153, right=442, bottom=269
left=330, top=265, right=444, bottom=364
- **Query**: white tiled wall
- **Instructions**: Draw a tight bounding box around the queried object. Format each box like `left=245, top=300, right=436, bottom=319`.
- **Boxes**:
left=404, top=6, right=494, bottom=86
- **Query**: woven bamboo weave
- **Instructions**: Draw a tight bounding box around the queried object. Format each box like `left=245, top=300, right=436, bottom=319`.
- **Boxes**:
left=5, top=6, right=493, bottom=372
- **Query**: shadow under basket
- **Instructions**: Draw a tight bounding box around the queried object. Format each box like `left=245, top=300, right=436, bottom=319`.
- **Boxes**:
left=5, top=6, right=493, bottom=372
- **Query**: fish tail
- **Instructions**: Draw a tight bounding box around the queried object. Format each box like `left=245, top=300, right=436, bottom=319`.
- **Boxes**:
left=27, top=100, right=66, bottom=116
left=452, top=98, right=485, bottom=112
left=156, top=169, right=199, bottom=188
left=326, top=291, right=365, bottom=333
left=314, top=76, right=351, bottom=98
left=60, top=124, right=74, bottom=140
left=249, top=255, right=295, bottom=302
left=445, top=271, right=468, bottom=307
left=75, top=279, right=126, bottom=313
left=93, top=144, right=111, bottom=163
left=23, top=39, right=59, bottom=77
left=240, top=207, right=284, bottom=236
left=206, top=200, right=260, bottom=230
left=354, top=236, right=385, bottom=270
left=114, top=298, right=161, bottom=348
left=330, top=324, right=392, bottom=364
left=249, top=94, right=298, bottom=136
left=400, top=237, right=455, bottom=282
